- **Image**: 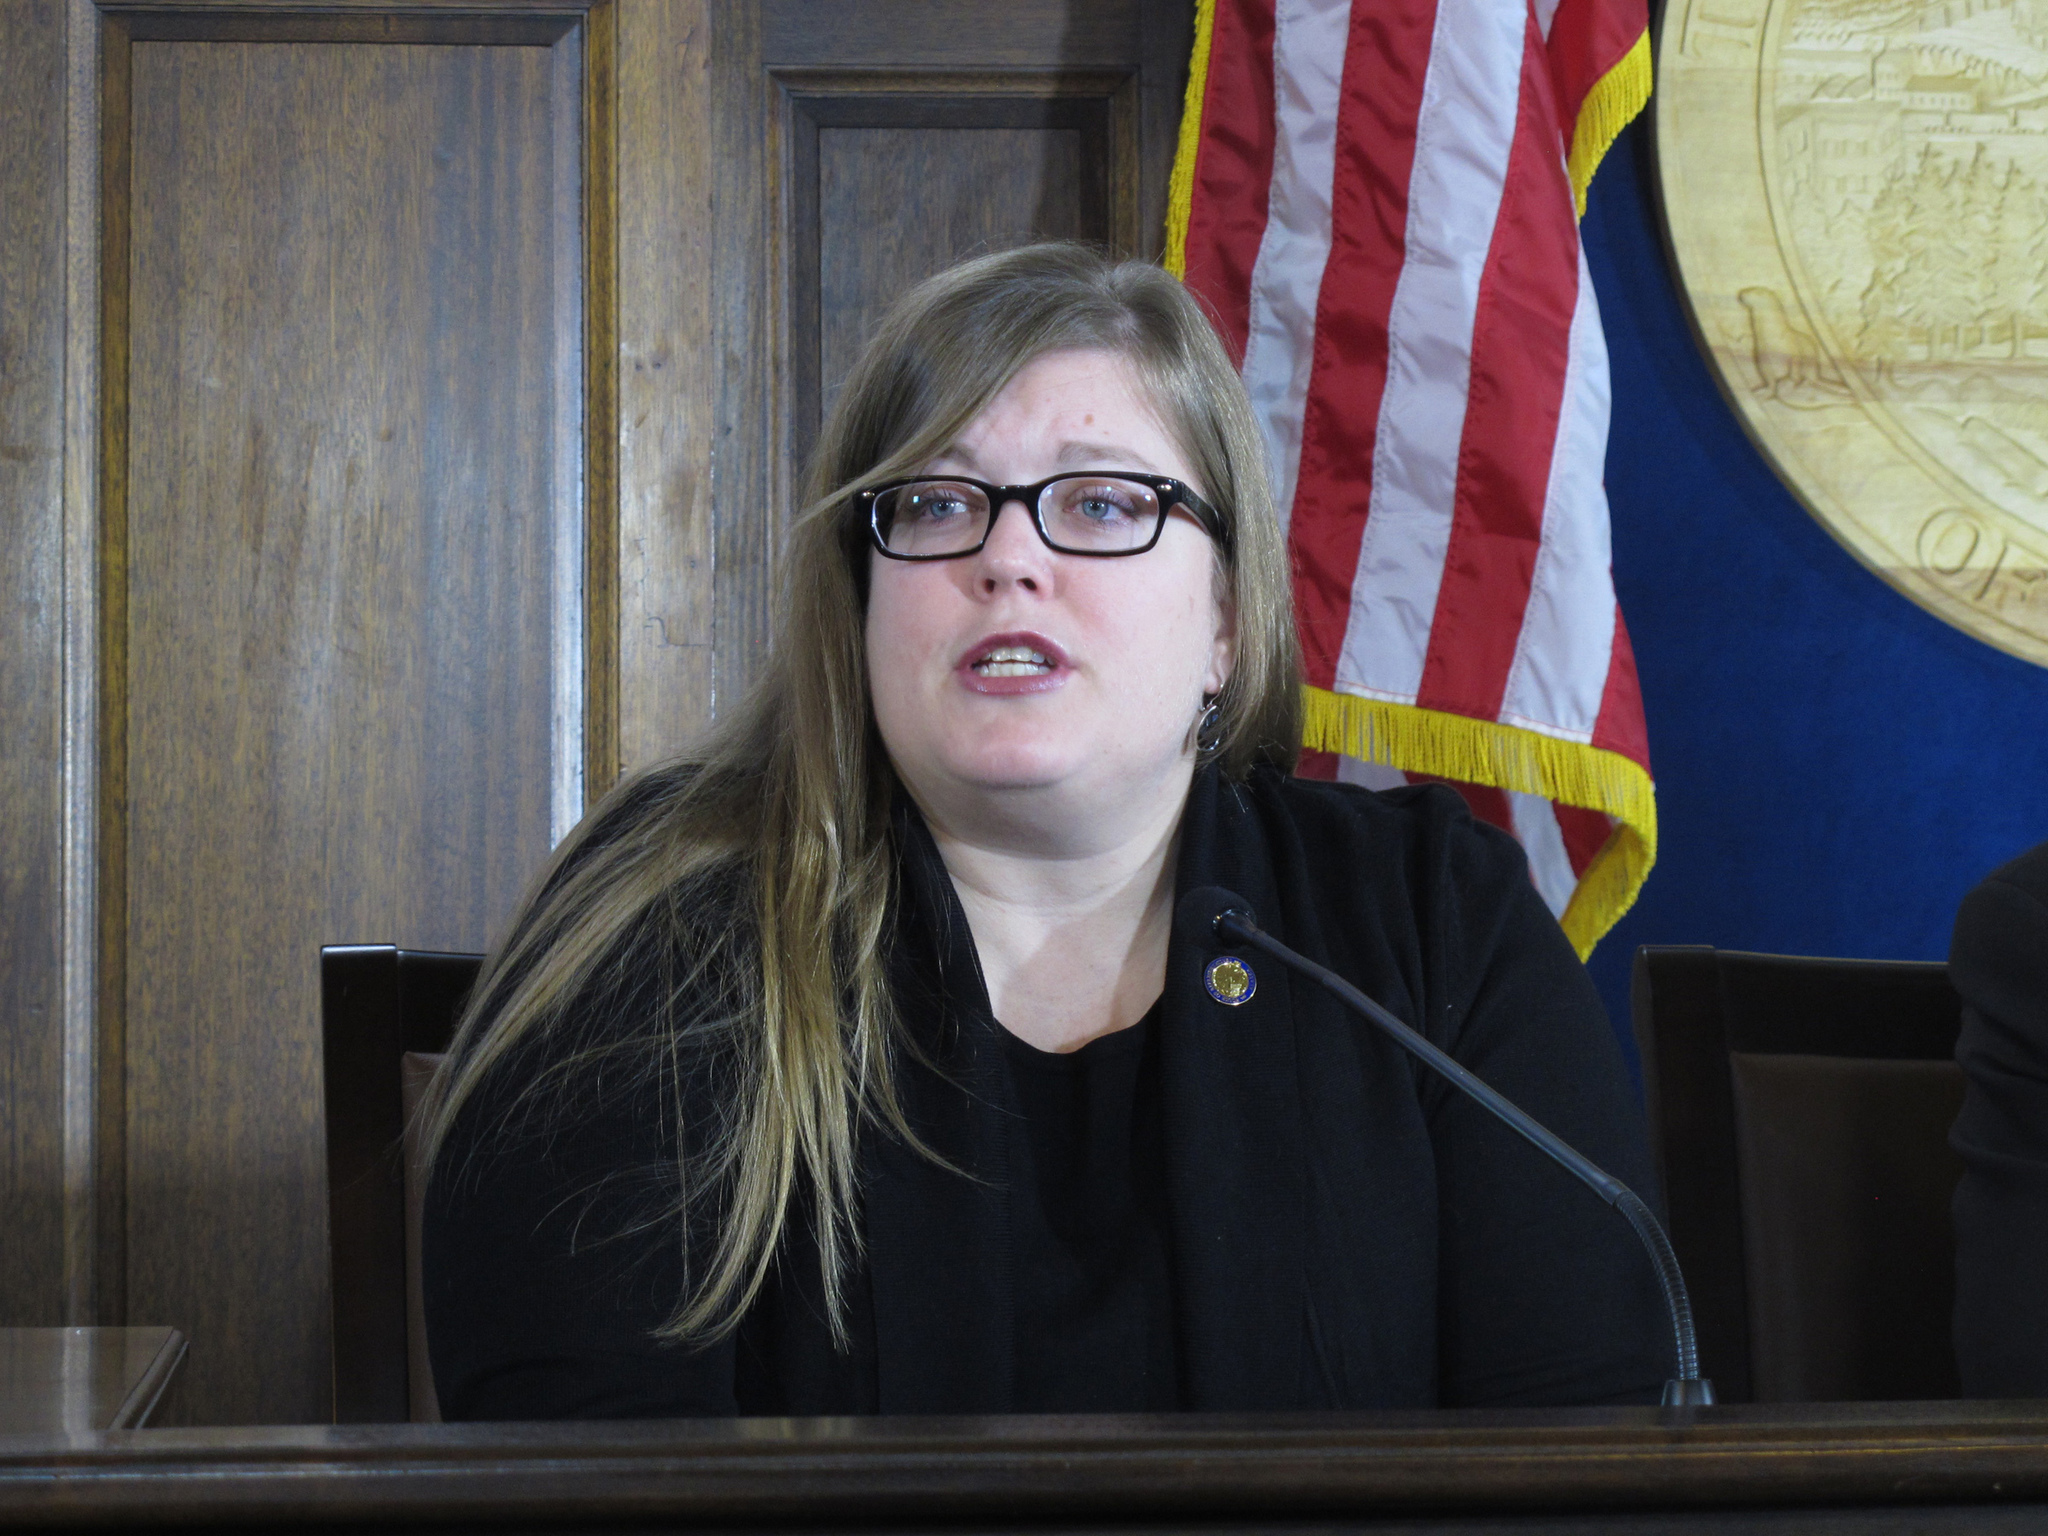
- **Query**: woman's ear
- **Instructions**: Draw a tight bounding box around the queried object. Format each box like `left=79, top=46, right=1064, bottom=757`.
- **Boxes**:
left=1205, top=590, right=1237, bottom=696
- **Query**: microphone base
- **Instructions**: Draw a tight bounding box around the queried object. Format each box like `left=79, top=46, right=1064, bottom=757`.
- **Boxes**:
left=1661, top=1377, right=1717, bottom=1406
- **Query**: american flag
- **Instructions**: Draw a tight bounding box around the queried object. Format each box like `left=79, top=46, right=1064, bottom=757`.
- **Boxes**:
left=1166, top=0, right=1655, bottom=956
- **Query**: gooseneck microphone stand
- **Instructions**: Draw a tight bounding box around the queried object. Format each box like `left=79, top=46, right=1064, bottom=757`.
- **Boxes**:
left=1179, top=887, right=1715, bottom=1407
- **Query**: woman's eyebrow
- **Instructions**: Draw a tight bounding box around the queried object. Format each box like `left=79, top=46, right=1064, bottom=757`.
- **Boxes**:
left=1054, top=440, right=1158, bottom=471
left=923, top=442, right=1161, bottom=478
left=922, top=445, right=981, bottom=475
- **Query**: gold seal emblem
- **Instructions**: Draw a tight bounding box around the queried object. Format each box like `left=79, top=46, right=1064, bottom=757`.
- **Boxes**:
left=1205, top=955, right=1257, bottom=1006
left=1660, top=0, right=2048, bottom=666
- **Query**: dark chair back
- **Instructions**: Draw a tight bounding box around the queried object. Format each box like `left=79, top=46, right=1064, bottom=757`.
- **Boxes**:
left=1632, top=946, right=1964, bottom=1404
left=322, top=944, right=481, bottom=1423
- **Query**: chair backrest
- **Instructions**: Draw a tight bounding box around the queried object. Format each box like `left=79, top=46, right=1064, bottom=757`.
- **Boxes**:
left=1632, top=946, right=1964, bottom=1404
left=321, top=944, right=481, bottom=1423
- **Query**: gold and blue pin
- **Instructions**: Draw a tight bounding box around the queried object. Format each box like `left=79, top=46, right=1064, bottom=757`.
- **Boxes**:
left=1205, top=954, right=1257, bottom=1006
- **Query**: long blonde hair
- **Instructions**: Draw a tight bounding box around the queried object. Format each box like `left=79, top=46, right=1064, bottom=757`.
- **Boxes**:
left=421, top=243, right=1302, bottom=1343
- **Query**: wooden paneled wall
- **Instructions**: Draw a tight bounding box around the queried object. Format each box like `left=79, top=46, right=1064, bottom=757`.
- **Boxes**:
left=0, top=0, right=74, bottom=1342
left=0, top=0, right=1190, bottom=1426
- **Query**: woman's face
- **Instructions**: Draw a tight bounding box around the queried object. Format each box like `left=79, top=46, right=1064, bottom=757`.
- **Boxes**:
left=864, top=348, right=1234, bottom=830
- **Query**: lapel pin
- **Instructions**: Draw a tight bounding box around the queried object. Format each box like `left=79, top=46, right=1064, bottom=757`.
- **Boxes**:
left=1204, top=955, right=1257, bottom=1006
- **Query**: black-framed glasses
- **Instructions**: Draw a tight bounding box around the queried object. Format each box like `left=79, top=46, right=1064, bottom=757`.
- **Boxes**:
left=861, top=473, right=1227, bottom=561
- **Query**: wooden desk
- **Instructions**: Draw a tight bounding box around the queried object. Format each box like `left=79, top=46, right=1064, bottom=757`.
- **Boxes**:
left=0, top=1329, right=185, bottom=1435
left=4, top=1402, right=2048, bottom=1530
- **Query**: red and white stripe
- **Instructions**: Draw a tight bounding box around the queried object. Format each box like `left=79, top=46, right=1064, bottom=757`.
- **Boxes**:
left=1239, top=0, right=1349, bottom=533
left=1180, top=0, right=1649, bottom=923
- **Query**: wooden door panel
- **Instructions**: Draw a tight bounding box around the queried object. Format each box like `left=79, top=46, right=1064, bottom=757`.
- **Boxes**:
left=793, top=83, right=1130, bottom=442
left=110, top=14, right=604, bottom=1426
left=816, top=120, right=1089, bottom=416
left=0, top=0, right=72, bottom=1331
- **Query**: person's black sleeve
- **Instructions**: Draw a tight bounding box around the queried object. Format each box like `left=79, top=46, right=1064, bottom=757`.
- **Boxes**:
left=422, top=948, right=741, bottom=1420
left=1422, top=813, right=1670, bottom=1408
left=1950, top=843, right=2048, bottom=1397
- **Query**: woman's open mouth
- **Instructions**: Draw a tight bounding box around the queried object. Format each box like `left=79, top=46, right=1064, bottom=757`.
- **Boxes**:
left=974, top=644, right=1054, bottom=677
left=958, top=633, right=1070, bottom=694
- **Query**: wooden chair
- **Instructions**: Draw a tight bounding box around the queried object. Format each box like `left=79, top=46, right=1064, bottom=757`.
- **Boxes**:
left=321, top=944, right=482, bottom=1423
left=1632, top=946, right=1965, bottom=1404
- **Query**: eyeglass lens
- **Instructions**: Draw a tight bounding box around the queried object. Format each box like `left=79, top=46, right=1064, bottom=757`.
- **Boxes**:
left=875, top=477, right=1165, bottom=557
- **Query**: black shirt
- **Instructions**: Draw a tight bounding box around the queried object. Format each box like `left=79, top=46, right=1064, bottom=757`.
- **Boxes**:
left=999, top=1003, right=1179, bottom=1412
left=424, top=765, right=1668, bottom=1418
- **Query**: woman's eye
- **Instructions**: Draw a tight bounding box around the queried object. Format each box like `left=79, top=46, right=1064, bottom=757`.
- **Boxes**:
left=1069, top=485, right=1139, bottom=521
left=911, top=493, right=972, bottom=522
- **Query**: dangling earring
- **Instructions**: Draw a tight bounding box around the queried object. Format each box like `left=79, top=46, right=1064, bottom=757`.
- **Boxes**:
left=1195, top=694, right=1224, bottom=756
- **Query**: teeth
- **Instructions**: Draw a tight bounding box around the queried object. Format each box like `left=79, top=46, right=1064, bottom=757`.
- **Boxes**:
left=974, top=644, right=1053, bottom=676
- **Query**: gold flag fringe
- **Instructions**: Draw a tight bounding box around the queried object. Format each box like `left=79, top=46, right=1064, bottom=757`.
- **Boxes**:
left=1566, top=29, right=1651, bottom=217
left=1301, top=686, right=1657, bottom=960
left=1163, top=0, right=1217, bottom=279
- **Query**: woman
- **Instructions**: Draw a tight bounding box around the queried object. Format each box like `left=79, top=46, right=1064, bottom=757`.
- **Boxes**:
left=421, top=244, right=1667, bottom=1418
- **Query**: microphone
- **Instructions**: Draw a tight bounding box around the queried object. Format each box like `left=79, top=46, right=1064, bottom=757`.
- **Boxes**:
left=1176, top=885, right=1714, bottom=1407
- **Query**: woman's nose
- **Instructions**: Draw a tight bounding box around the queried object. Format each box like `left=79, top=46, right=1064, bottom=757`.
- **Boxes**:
left=975, top=496, right=1047, bottom=590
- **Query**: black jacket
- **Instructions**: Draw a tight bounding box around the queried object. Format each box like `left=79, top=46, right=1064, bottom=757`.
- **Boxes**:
left=424, top=766, right=1669, bottom=1418
left=1950, top=839, right=2048, bottom=1397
